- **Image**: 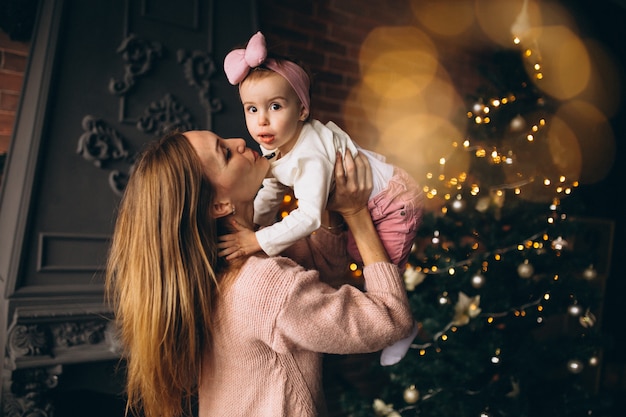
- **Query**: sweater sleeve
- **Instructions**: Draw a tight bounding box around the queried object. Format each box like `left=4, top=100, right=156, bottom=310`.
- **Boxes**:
left=266, top=260, right=414, bottom=355
left=253, top=178, right=290, bottom=227
left=255, top=154, right=334, bottom=256
left=280, top=227, right=349, bottom=286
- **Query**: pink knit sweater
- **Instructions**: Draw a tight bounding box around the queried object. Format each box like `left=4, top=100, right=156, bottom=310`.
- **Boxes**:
left=198, top=229, right=413, bottom=416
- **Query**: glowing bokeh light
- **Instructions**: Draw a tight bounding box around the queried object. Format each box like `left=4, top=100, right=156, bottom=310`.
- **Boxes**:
left=340, top=1, right=620, bottom=212
left=410, top=0, right=475, bottom=37
left=578, top=39, right=622, bottom=118
left=359, top=27, right=439, bottom=99
left=475, top=0, right=542, bottom=47
left=375, top=114, right=466, bottom=205
left=523, top=25, right=591, bottom=100
left=554, top=100, right=615, bottom=184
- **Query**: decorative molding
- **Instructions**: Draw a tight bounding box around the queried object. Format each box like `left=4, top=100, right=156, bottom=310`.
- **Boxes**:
left=109, top=170, right=130, bottom=196
left=7, top=323, right=51, bottom=360
left=2, top=365, right=61, bottom=417
left=76, top=116, right=134, bottom=195
left=76, top=115, right=131, bottom=168
left=37, top=233, right=110, bottom=273
left=108, top=34, right=163, bottom=96
left=137, top=93, right=198, bottom=136
left=177, top=49, right=223, bottom=114
left=5, top=305, right=118, bottom=371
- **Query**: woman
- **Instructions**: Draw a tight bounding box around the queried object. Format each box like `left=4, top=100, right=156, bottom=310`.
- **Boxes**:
left=105, top=129, right=414, bottom=417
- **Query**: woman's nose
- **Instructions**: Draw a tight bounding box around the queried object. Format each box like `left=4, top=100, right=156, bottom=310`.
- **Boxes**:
left=232, top=138, right=247, bottom=153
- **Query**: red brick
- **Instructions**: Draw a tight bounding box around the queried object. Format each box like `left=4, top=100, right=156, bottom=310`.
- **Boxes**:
left=0, top=134, right=11, bottom=154
left=2, top=51, right=27, bottom=72
left=329, top=24, right=366, bottom=46
left=0, top=71, right=24, bottom=92
left=0, top=31, right=30, bottom=55
left=0, top=111, right=16, bottom=135
left=0, top=91, right=20, bottom=112
left=288, top=14, right=328, bottom=38
left=327, top=55, right=359, bottom=74
left=311, top=37, right=346, bottom=57
left=322, top=84, right=350, bottom=101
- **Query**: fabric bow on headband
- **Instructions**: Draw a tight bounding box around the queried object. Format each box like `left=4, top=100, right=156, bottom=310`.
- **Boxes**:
left=223, top=31, right=311, bottom=112
left=223, top=31, right=267, bottom=85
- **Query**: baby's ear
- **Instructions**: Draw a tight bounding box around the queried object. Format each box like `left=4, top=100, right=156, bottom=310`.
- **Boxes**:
left=211, top=200, right=233, bottom=218
left=299, top=106, right=309, bottom=121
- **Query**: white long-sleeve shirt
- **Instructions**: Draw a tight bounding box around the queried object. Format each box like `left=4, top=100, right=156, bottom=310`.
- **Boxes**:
left=254, top=119, right=394, bottom=256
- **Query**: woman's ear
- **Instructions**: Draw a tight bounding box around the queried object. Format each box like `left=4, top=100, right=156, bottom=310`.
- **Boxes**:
left=211, top=200, right=233, bottom=218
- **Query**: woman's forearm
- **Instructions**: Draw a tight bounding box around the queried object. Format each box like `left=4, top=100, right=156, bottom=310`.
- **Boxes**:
left=331, top=150, right=387, bottom=265
left=343, top=208, right=389, bottom=265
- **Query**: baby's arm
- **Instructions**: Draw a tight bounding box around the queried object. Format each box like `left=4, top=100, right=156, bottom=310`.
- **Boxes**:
left=217, top=177, right=286, bottom=261
left=255, top=157, right=334, bottom=256
left=254, top=178, right=290, bottom=227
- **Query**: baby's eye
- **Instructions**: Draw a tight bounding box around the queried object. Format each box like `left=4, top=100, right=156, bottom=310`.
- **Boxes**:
left=270, top=103, right=281, bottom=111
left=246, top=105, right=258, bottom=113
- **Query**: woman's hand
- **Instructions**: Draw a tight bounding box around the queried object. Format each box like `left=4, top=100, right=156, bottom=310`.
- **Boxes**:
left=329, top=151, right=390, bottom=265
left=327, top=151, right=372, bottom=217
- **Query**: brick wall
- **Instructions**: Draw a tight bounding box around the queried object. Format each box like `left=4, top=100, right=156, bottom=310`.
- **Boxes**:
left=0, top=30, right=29, bottom=156
left=257, top=0, right=417, bottom=126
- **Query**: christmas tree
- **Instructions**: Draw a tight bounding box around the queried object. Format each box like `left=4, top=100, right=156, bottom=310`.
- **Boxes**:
left=333, top=1, right=618, bottom=416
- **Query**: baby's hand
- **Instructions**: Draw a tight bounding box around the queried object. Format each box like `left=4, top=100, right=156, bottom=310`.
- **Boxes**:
left=218, top=220, right=262, bottom=261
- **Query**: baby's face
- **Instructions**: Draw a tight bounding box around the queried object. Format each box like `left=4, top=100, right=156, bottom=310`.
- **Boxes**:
left=239, top=72, right=307, bottom=155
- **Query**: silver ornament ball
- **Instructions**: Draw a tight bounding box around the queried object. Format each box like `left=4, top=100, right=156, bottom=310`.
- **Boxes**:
left=567, top=359, right=584, bottom=374
left=471, top=273, right=486, bottom=288
left=583, top=266, right=598, bottom=280
left=403, top=385, right=420, bottom=404
left=517, top=261, right=534, bottom=279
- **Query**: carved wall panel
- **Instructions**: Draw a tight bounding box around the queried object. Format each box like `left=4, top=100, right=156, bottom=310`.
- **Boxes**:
left=0, top=0, right=257, bottom=414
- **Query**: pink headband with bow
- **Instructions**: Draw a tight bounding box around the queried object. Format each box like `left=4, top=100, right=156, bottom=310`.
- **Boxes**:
left=224, top=31, right=310, bottom=113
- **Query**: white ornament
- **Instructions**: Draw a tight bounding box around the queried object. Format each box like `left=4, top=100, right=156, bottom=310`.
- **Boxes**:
left=551, top=236, right=568, bottom=251
left=451, top=198, right=466, bottom=212
left=475, top=196, right=490, bottom=213
left=517, top=261, right=534, bottom=278
left=567, top=304, right=582, bottom=317
left=403, top=385, right=420, bottom=404
left=471, top=273, right=486, bottom=288
left=404, top=266, right=426, bottom=291
left=510, top=114, right=526, bottom=132
left=583, top=265, right=598, bottom=280
left=373, top=399, right=395, bottom=416
left=567, top=359, right=584, bottom=374
left=452, top=292, right=482, bottom=326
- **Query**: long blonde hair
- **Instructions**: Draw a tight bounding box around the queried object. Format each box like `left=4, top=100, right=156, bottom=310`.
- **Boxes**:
left=106, top=131, right=226, bottom=417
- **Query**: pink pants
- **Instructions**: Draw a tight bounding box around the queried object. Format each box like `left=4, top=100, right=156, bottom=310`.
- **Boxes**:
left=347, top=167, right=423, bottom=272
